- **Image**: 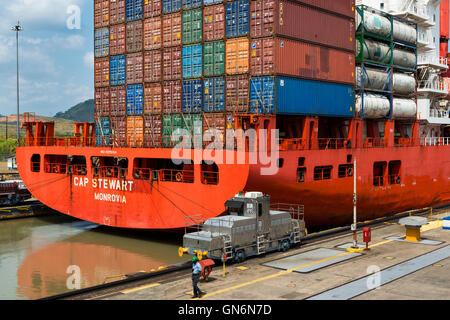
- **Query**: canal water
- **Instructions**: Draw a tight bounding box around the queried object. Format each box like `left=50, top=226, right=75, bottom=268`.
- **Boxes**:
left=0, top=213, right=186, bottom=300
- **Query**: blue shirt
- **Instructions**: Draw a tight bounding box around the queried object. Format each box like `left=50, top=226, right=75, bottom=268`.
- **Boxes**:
left=192, top=262, right=202, bottom=275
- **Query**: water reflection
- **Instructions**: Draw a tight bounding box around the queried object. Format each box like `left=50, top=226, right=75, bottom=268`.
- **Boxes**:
left=0, top=214, right=186, bottom=300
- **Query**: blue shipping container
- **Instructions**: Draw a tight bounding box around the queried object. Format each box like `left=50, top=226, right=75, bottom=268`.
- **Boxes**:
left=95, top=117, right=111, bottom=146
left=226, top=0, right=249, bottom=38
left=182, top=0, right=202, bottom=9
left=182, top=44, right=202, bottom=79
left=126, top=0, right=143, bottom=21
left=204, top=0, right=222, bottom=5
left=250, top=77, right=355, bottom=116
left=204, top=77, right=225, bottom=112
left=182, top=80, right=203, bottom=113
left=110, top=55, right=126, bottom=86
left=162, top=0, right=182, bottom=13
left=127, top=84, right=144, bottom=115
left=94, top=27, right=109, bottom=58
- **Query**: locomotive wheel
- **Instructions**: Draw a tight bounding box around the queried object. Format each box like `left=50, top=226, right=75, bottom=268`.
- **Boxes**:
left=281, top=239, right=290, bottom=252
left=234, top=250, right=246, bottom=263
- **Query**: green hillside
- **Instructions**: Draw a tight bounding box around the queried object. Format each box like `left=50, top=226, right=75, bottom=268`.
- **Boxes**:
left=54, top=99, right=94, bottom=123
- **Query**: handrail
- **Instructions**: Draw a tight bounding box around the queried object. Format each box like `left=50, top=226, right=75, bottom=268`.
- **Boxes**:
left=19, top=135, right=450, bottom=150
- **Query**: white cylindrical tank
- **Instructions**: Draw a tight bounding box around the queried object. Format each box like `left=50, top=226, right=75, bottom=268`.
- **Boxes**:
left=355, top=94, right=390, bottom=118
left=356, top=10, right=391, bottom=37
left=393, top=73, right=416, bottom=94
left=392, top=98, right=417, bottom=118
left=356, top=66, right=389, bottom=90
left=357, top=39, right=392, bottom=64
left=393, top=20, right=417, bottom=44
left=393, top=49, right=416, bottom=68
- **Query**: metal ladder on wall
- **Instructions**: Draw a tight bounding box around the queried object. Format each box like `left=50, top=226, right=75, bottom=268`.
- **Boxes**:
left=223, top=234, right=233, bottom=260
left=292, top=220, right=302, bottom=244
left=256, top=234, right=265, bottom=254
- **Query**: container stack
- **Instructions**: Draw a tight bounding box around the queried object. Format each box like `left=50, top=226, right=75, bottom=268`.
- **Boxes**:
left=355, top=5, right=418, bottom=119
left=94, top=0, right=358, bottom=148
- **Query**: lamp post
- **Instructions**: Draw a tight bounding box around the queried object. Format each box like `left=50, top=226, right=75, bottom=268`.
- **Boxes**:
left=11, top=22, right=23, bottom=145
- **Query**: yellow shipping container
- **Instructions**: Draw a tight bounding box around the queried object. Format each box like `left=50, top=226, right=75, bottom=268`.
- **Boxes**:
left=127, top=116, right=144, bottom=148
left=226, top=37, right=249, bottom=75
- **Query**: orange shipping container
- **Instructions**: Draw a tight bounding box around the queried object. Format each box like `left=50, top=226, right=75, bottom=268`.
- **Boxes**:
left=250, top=37, right=355, bottom=85
left=95, top=0, right=110, bottom=28
left=110, top=0, right=125, bottom=25
left=127, top=116, right=144, bottom=147
left=110, top=24, right=126, bottom=55
left=226, top=38, right=249, bottom=75
left=162, top=13, right=182, bottom=47
left=144, top=50, right=162, bottom=82
left=94, top=57, right=110, bottom=88
left=126, top=20, right=143, bottom=53
left=203, top=5, right=225, bottom=41
left=144, top=17, right=162, bottom=50
left=144, top=83, right=162, bottom=114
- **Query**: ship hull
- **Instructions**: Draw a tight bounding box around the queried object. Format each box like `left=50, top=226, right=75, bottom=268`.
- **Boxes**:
left=16, top=144, right=450, bottom=230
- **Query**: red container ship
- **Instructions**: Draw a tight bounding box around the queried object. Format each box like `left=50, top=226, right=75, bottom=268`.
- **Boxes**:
left=16, top=0, right=450, bottom=231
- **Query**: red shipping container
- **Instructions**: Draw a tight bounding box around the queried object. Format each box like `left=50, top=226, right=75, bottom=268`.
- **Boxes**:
left=162, top=13, right=182, bottom=47
left=144, top=83, right=162, bottom=114
left=250, top=0, right=354, bottom=52
left=110, top=116, right=127, bottom=145
left=144, top=50, right=162, bottom=82
left=203, top=4, right=225, bottom=41
left=226, top=75, right=249, bottom=112
left=95, top=0, right=110, bottom=28
left=441, top=0, right=449, bottom=39
left=110, top=24, right=126, bottom=55
left=110, top=86, right=127, bottom=116
left=144, top=0, right=161, bottom=18
left=110, top=0, right=125, bottom=25
left=126, top=20, right=143, bottom=53
left=144, top=17, right=162, bottom=50
left=95, top=57, right=110, bottom=88
left=250, top=37, right=355, bottom=85
left=162, top=81, right=182, bottom=113
left=144, top=115, right=162, bottom=147
left=163, top=47, right=182, bottom=80
left=126, top=53, right=144, bottom=84
left=293, top=0, right=355, bottom=19
left=95, top=87, right=110, bottom=117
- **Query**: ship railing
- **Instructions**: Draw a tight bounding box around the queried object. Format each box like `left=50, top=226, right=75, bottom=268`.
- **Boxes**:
left=159, top=169, right=195, bottom=183
left=279, top=138, right=307, bottom=151
left=201, top=171, right=219, bottom=185
left=67, top=164, right=87, bottom=176
left=421, top=137, right=450, bottom=146
left=394, top=137, right=415, bottom=147
left=92, top=166, right=127, bottom=179
left=372, top=175, right=402, bottom=186
left=363, top=137, right=385, bottom=148
left=44, top=163, right=67, bottom=174
left=318, top=138, right=351, bottom=150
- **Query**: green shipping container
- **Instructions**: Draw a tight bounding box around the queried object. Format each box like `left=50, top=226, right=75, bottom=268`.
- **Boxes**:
left=181, top=114, right=202, bottom=146
left=204, top=41, right=225, bottom=76
left=182, top=9, right=202, bottom=44
left=163, top=114, right=183, bottom=147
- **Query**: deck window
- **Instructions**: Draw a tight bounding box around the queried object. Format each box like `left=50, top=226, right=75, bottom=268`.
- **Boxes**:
left=314, top=166, right=332, bottom=181
left=44, top=155, right=67, bottom=174
left=373, top=161, right=387, bottom=186
left=338, top=164, right=353, bottom=178
left=388, top=160, right=401, bottom=185
left=31, top=154, right=40, bottom=172
left=297, top=168, right=306, bottom=183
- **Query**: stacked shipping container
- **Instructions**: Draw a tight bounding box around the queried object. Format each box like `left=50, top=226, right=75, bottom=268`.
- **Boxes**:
left=94, top=0, right=357, bottom=146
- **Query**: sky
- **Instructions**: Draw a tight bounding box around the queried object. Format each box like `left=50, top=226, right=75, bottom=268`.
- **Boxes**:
left=0, top=0, right=93, bottom=117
